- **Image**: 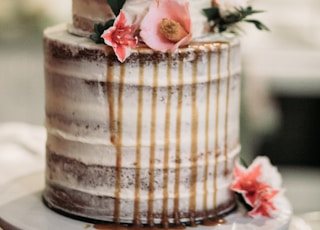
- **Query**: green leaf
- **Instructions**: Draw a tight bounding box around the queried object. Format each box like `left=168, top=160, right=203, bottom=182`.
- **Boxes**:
left=245, top=19, right=270, bottom=31
left=240, top=158, right=249, bottom=168
left=202, top=6, right=220, bottom=21
left=89, top=33, right=104, bottom=44
left=236, top=193, right=253, bottom=211
left=242, top=6, right=265, bottom=15
left=107, top=0, right=126, bottom=16
left=90, top=19, right=115, bottom=44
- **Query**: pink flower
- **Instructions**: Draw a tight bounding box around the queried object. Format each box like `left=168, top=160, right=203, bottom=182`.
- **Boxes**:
left=248, top=189, right=280, bottom=218
left=101, top=10, right=138, bottom=63
left=231, top=163, right=270, bottom=206
left=140, top=0, right=192, bottom=52
left=231, top=157, right=282, bottom=218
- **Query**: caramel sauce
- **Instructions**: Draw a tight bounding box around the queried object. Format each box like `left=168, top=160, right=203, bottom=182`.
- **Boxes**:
left=213, top=44, right=222, bottom=209
left=173, top=59, right=184, bottom=224
left=202, top=217, right=227, bottom=226
left=162, top=55, right=173, bottom=225
left=203, top=47, right=212, bottom=214
left=94, top=224, right=126, bottom=230
left=104, top=42, right=231, bottom=226
left=133, top=61, right=145, bottom=224
left=106, top=56, right=116, bottom=145
left=147, top=62, right=159, bottom=226
left=105, top=55, right=120, bottom=222
left=223, top=43, right=231, bottom=176
left=189, top=53, right=199, bottom=223
left=114, top=64, right=126, bottom=222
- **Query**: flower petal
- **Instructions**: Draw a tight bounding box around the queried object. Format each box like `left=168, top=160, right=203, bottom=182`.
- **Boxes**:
left=114, top=45, right=130, bottom=63
left=248, top=189, right=280, bottom=218
left=114, top=10, right=128, bottom=27
left=251, top=156, right=282, bottom=189
left=230, top=156, right=283, bottom=217
left=101, top=27, right=116, bottom=47
left=101, top=10, right=137, bottom=62
left=233, top=160, right=246, bottom=177
left=140, top=0, right=192, bottom=52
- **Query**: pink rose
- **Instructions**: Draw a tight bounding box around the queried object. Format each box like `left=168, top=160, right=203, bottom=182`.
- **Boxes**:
left=140, top=0, right=192, bottom=52
left=231, top=157, right=282, bottom=218
left=101, top=10, right=138, bottom=63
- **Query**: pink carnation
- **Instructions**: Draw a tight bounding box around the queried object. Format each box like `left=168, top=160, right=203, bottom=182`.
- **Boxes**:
left=101, top=10, right=138, bottom=63
left=140, top=0, right=192, bottom=52
left=231, top=156, right=282, bottom=218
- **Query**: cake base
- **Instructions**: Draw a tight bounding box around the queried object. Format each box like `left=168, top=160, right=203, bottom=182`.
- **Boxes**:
left=0, top=172, right=293, bottom=230
left=42, top=194, right=236, bottom=227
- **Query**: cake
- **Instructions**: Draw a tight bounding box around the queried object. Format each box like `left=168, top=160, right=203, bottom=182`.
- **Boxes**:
left=43, top=0, right=270, bottom=227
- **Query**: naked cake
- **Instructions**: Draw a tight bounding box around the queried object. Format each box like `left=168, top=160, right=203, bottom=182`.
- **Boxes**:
left=43, top=0, right=273, bottom=227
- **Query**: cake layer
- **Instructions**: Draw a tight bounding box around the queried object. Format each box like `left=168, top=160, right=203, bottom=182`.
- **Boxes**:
left=71, top=0, right=212, bottom=37
left=44, top=183, right=236, bottom=224
left=43, top=24, right=241, bottom=225
left=45, top=71, right=240, bottom=149
left=45, top=143, right=239, bottom=223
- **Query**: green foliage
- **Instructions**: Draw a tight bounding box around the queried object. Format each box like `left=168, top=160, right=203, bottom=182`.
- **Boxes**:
left=203, top=6, right=220, bottom=22
left=245, top=19, right=269, bottom=31
left=89, top=19, right=115, bottom=44
left=236, top=193, right=253, bottom=211
left=240, top=158, right=249, bottom=168
left=90, top=0, right=127, bottom=44
left=203, top=6, right=269, bottom=33
left=107, top=0, right=126, bottom=16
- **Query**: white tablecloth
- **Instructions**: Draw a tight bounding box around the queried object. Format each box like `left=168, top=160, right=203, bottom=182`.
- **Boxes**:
left=0, top=122, right=46, bottom=186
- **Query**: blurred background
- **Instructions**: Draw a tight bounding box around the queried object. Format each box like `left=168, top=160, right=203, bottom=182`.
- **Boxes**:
left=0, top=0, right=319, bottom=221
left=0, top=0, right=70, bottom=124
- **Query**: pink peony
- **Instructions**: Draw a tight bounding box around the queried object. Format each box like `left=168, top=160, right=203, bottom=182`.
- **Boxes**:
left=101, top=10, right=138, bottom=63
left=231, top=157, right=282, bottom=218
left=140, top=0, right=192, bottom=52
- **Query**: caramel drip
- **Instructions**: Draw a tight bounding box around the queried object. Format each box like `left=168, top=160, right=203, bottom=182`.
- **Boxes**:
left=133, top=61, right=145, bottom=225
left=94, top=224, right=128, bottom=230
left=162, top=55, right=172, bottom=227
left=203, top=47, right=212, bottom=215
left=105, top=55, right=120, bottom=222
left=106, top=56, right=116, bottom=145
left=202, top=217, right=227, bottom=226
left=173, top=59, right=184, bottom=224
left=213, top=43, right=222, bottom=209
left=223, top=43, right=231, bottom=175
left=113, top=64, right=126, bottom=222
left=189, top=53, right=199, bottom=224
left=117, top=65, right=126, bottom=146
left=147, top=62, right=159, bottom=226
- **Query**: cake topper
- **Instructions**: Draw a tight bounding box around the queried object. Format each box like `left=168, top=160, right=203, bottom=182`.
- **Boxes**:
left=90, top=0, right=268, bottom=62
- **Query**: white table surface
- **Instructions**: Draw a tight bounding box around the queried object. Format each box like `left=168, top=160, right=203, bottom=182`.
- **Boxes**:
left=0, top=122, right=318, bottom=229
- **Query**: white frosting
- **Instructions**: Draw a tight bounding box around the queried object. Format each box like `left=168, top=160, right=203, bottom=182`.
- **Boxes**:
left=44, top=24, right=242, bottom=223
left=44, top=24, right=241, bottom=150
